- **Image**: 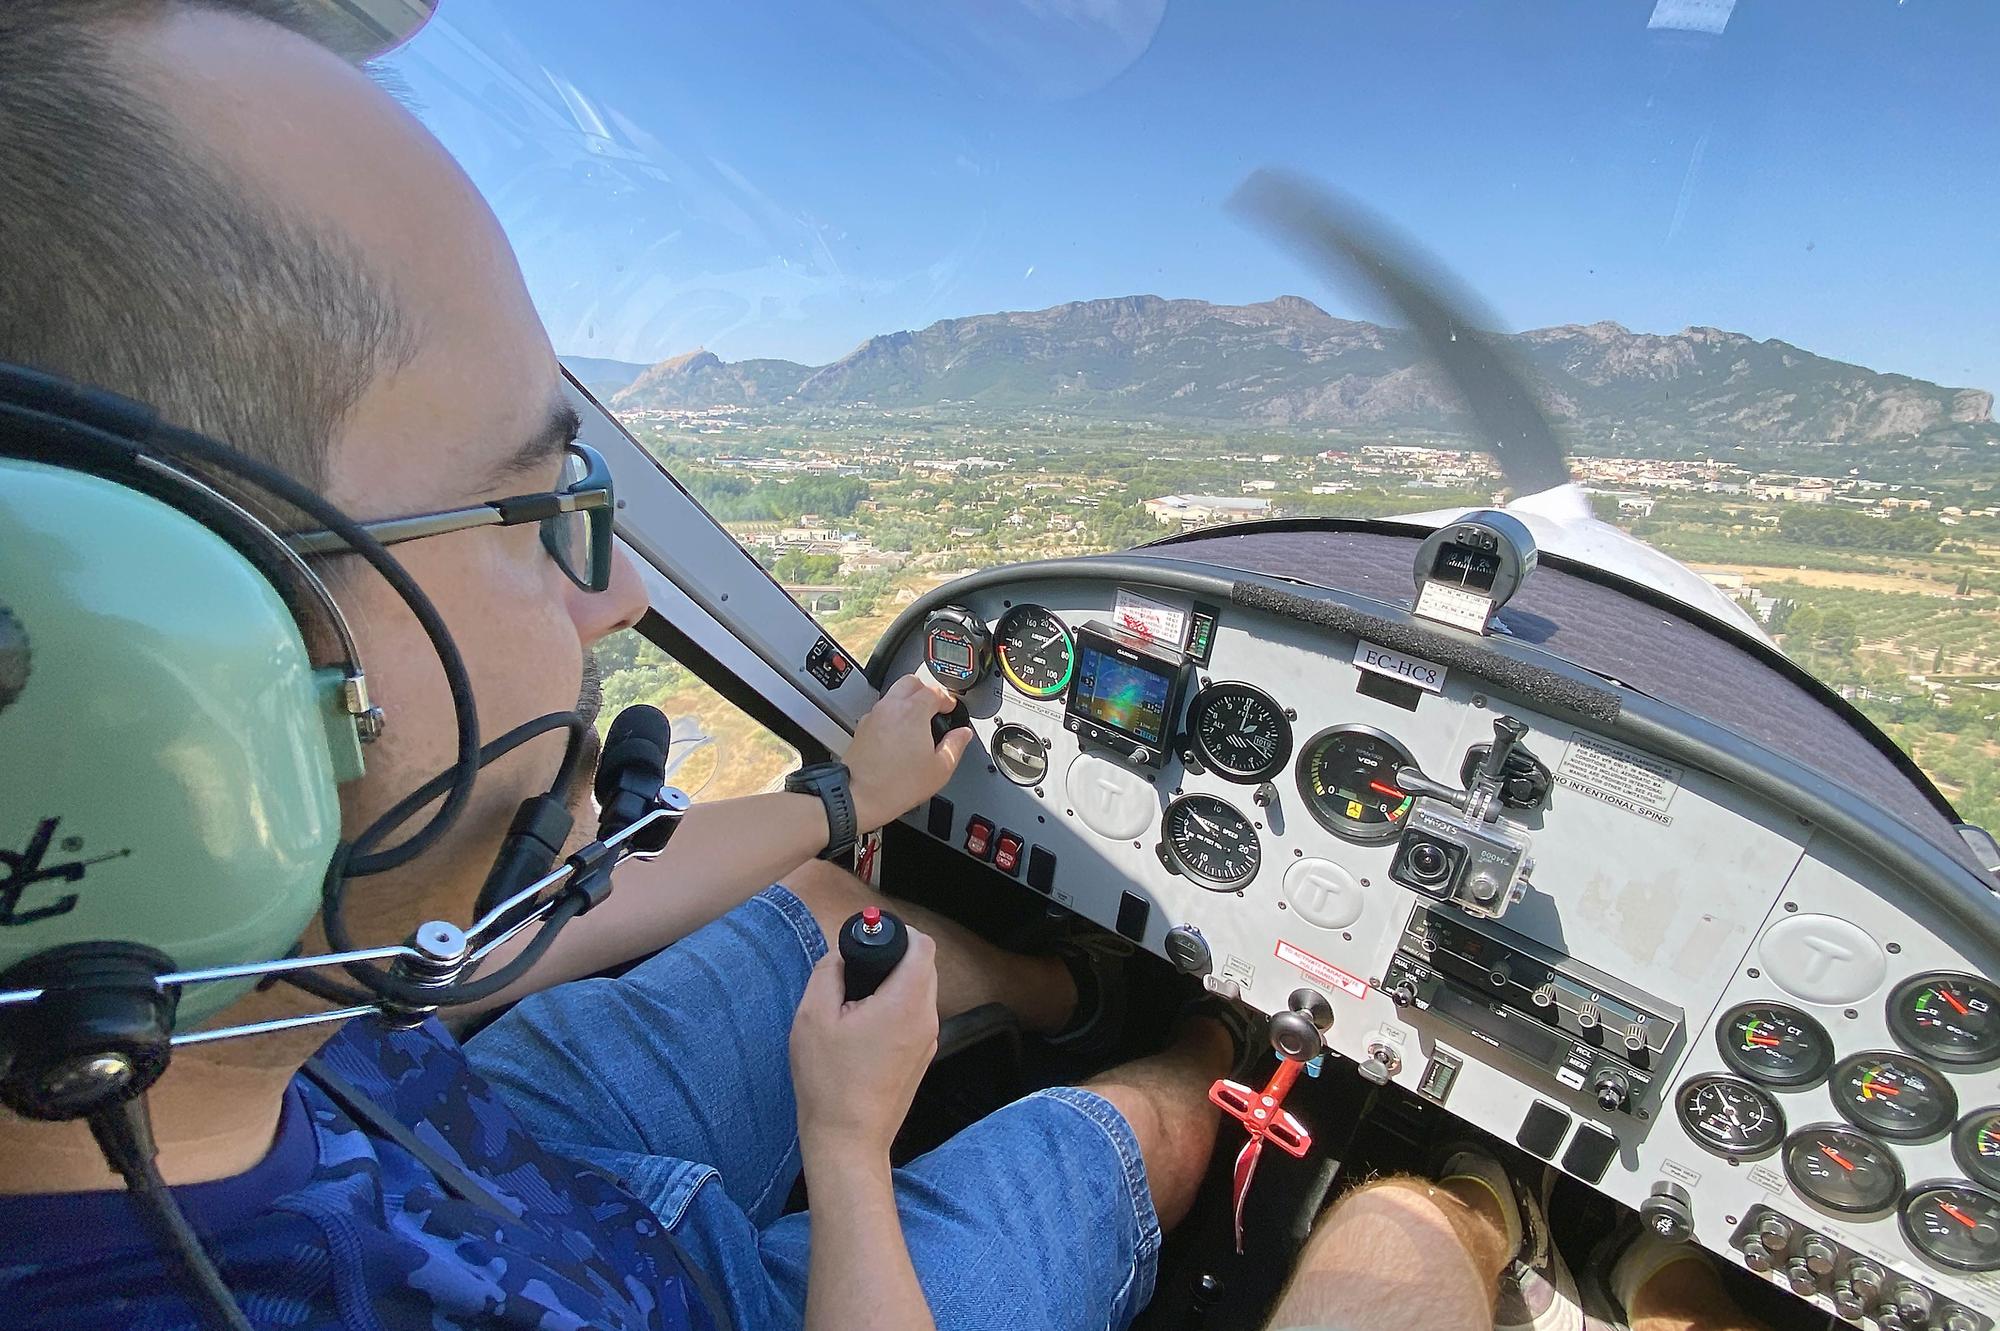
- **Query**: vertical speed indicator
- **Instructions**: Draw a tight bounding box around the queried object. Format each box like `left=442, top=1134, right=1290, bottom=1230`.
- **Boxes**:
left=994, top=605, right=1074, bottom=699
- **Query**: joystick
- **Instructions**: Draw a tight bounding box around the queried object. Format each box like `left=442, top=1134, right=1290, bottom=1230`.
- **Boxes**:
left=839, top=906, right=909, bottom=1002
left=931, top=698, right=971, bottom=746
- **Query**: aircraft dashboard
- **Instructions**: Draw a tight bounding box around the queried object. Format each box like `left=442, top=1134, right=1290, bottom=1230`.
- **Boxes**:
left=868, top=542, right=2000, bottom=1331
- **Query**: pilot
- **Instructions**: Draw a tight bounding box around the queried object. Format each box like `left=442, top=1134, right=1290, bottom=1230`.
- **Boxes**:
left=0, top=2, right=1236, bottom=1328
left=0, top=7, right=1816, bottom=1331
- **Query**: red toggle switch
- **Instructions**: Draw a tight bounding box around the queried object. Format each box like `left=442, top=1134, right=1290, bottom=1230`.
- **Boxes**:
left=1209, top=1057, right=1313, bottom=1254
left=992, top=830, right=1024, bottom=875
left=963, top=816, right=994, bottom=861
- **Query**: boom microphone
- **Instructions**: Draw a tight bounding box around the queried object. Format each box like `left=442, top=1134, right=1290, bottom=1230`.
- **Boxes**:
left=595, top=705, right=674, bottom=849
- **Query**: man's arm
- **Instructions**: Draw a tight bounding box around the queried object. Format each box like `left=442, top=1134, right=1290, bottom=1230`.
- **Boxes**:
left=456, top=674, right=971, bottom=1015
left=792, top=933, right=941, bottom=1331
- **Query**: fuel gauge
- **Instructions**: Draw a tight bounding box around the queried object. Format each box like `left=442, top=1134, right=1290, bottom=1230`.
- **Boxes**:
left=1717, top=1001, right=1834, bottom=1088
left=1783, top=1124, right=1903, bottom=1215
left=1901, top=1182, right=2000, bottom=1273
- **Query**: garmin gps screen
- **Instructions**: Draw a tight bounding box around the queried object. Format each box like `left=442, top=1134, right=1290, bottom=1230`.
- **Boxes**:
left=1071, top=643, right=1171, bottom=745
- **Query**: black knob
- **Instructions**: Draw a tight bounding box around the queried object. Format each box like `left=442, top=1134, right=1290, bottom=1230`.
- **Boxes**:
left=1388, top=977, right=1419, bottom=1008
left=838, top=907, right=909, bottom=1002
left=1639, top=1182, right=1693, bottom=1242
left=932, top=699, right=971, bottom=746
left=1269, top=1010, right=1324, bottom=1062
left=1592, top=1068, right=1630, bottom=1113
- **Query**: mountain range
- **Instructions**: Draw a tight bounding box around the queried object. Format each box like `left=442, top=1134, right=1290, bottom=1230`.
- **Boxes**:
left=565, top=295, right=1994, bottom=445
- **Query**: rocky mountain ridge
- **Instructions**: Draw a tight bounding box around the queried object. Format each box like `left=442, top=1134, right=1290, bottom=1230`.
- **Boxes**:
left=593, top=296, right=1993, bottom=444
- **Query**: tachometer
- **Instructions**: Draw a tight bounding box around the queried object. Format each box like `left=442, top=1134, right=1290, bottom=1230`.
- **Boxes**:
left=994, top=605, right=1074, bottom=699
left=1901, top=1182, right=2000, bottom=1273
left=1676, top=1074, right=1785, bottom=1159
left=1160, top=793, right=1261, bottom=891
left=1832, top=1051, right=1957, bottom=1141
left=1889, top=971, right=2000, bottom=1067
left=1295, top=726, right=1419, bottom=843
left=1783, top=1124, right=1904, bottom=1215
left=1187, top=682, right=1292, bottom=783
left=1717, top=1001, right=1834, bottom=1088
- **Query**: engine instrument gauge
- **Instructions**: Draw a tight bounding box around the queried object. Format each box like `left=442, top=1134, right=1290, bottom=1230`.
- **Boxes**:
left=994, top=605, right=1074, bottom=700
left=1717, top=1001, right=1834, bottom=1088
left=1186, top=682, right=1292, bottom=783
left=1832, top=1051, right=1957, bottom=1141
left=1953, top=1108, right=2000, bottom=1193
left=1295, top=726, right=1419, bottom=844
left=1901, top=1182, right=2000, bottom=1273
left=1889, top=971, right=2000, bottom=1067
left=1677, top=1075, right=1785, bottom=1159
left=1160, top=793, right=1261, bottom=891
left=1783, top=1124, right=1904, bottom=1215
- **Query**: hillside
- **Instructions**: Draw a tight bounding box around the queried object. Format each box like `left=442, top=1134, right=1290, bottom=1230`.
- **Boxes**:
left=604, top=295, right=1993, bottom=445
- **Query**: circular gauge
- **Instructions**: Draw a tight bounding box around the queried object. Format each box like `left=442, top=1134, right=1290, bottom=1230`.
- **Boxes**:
left=990, top=722, right=1048, bottom=787
left=1953, top=1108, right=2000, bottom=1193
left=1187, top=682, right=1293, bottom=783
left=1889, top=971, right=2000, bottom=1067
left=1832, top=1051, right=1958, bottom=1141
left=1295, top=726, right=1420, bottom=844
left=994, top=605, right=1074, bottom=700
left=1160, top=793, right=1262, bottom=892
left=1901, top=1182, right=2000, bottom=1273
left=1783, top=1124, right=1905, bottom=1215
left=1676, top=1075, right=1786, bottom=1159
left=1717, top=1001, right=1835, bottom=1088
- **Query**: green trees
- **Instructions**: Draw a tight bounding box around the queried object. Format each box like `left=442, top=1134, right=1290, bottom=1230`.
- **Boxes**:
left=1777, top=506, right=1944, bottom=554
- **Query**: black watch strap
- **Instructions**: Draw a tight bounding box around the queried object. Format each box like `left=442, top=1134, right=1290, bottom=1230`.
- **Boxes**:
left=786, top=761, right=857, bottom=862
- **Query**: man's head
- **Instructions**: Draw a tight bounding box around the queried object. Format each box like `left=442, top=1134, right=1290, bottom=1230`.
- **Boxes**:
left=0, top=4, right=648, bottom=965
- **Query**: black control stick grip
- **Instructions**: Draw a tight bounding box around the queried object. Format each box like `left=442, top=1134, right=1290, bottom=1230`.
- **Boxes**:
left=931, top=698, right=971, bottom=747
left=839, top=907, right=909, bottom=1002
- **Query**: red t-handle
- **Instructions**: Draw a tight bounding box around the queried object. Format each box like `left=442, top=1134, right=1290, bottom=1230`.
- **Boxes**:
left=1209, top=1056, right=1313, bottom=1158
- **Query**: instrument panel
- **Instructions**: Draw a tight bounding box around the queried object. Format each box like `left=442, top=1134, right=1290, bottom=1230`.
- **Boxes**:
left=882, top=576, right=2000, bottom=1329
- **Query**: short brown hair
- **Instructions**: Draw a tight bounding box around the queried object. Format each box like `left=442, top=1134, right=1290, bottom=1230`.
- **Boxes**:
left=0, top=1, right=418, bottom=489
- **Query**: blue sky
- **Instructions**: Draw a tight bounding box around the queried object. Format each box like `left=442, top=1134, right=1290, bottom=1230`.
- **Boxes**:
left=391, top=1, right=2000, bottom=397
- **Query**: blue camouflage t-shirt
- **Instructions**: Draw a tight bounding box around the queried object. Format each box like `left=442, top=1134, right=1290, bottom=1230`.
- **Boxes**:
left=0, top=1016, right=714, bottom=1330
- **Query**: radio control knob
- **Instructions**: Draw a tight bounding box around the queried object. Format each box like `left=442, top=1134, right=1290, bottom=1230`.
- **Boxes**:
left=1739, top=1237, right=1773, bottom=1273
left=1784, top=1259, right=1819, bottom=1297
left=1875, top=1312, right=1907, bottom=1331
left=1388, top=977, right=1419, bottom=1008
left=1577, top=1002, right=1601, bottom=1030
left=1591, top=1068, right=1630, bottom=1113
left=1799, top=1235, right=1836, bottom=1276
left=1831, top=1283, right=1865, bottom=1321
left=1944, top=1309, right=1979, bottom=1331
left=1531, top=981, right=1557, bottom=1008
left=1757, top=1214, right=1793, bottom=1253
left=1129, top=746, right=1153, bottom=766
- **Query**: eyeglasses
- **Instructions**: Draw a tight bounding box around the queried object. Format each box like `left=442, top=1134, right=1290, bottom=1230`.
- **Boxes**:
left=287, top=442, right=614, bottom=592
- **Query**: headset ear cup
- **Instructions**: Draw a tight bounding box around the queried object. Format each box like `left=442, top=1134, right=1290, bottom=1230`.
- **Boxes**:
left=0, top=459, right=342, bottom=1026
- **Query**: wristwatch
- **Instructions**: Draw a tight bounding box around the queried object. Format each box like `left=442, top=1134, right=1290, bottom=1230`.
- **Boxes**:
left=785, top=761, right=858, bottom=862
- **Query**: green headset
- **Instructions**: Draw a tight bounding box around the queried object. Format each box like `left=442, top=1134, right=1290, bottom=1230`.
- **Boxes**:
left=0, top=363, right=686, bottom=1331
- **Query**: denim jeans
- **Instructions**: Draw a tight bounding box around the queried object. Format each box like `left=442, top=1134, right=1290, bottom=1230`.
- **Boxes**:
left=467, top=886, right=1163, bottom=1330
